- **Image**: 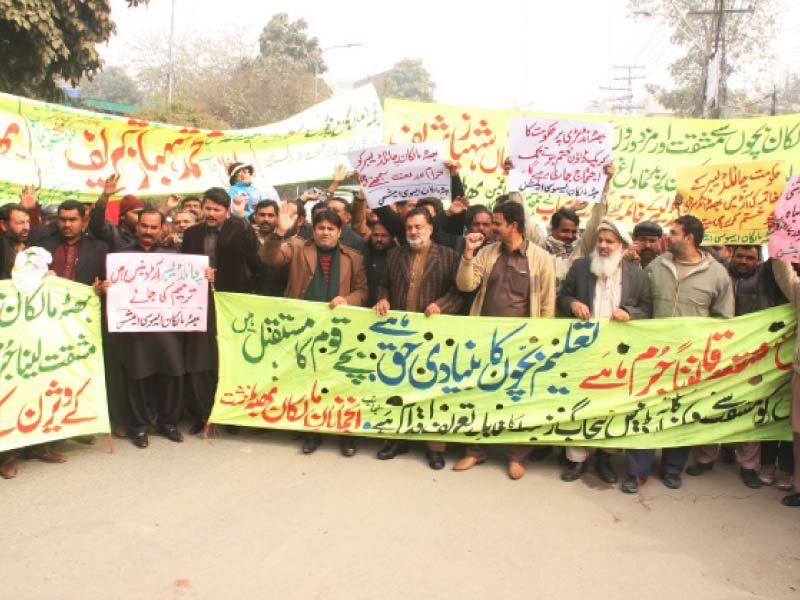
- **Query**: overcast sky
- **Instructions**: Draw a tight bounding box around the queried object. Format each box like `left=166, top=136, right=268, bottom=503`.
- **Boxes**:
left=101, top=0, right=800, bottom=113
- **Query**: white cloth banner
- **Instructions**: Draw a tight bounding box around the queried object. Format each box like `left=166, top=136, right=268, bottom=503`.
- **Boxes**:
left=508, top=116, right=613, bottom=202
left=106, top=253, right=209, bottom=332
left=348, top=142, right=450, bottom=208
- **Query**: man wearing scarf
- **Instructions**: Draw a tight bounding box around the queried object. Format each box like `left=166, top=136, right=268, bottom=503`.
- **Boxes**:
left=261, top=206, right=367, bottom=456
left=556, top=218, right=651, bottom=486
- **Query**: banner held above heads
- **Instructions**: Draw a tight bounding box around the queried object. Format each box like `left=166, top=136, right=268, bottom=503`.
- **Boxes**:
left=106, top=253, right=209, bottom=332
left=676, top=160, right=785, bottom=245
left=347, top=142, right=450, bottom=209
left=211, top=294, right=794, bottom=447
left=0, top=85, right=383, bottom=204
left=508, top=116, right=613, bottom=202
left=383, top=98, right=800, bottom=229
left=0, top=278, right=109, bottom=453
left=768, top=174, right=800, bottom=261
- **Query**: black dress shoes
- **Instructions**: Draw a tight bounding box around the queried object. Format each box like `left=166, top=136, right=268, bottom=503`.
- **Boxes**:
left=686, top=461, right=713, bottom=476
left=661, top=472, right=683, bottom=489
left=594, top=453, right=618, bottom=484
left=377, top=440, right=409, bottom=460
left=189, top=420, right=206, bottom=435
left=560, top=460, right=587, bottom=482
left=340, top=437, right=356, bottom=457
left=426, top=450, right=445, bottom=470
left=160, top=426, right=184, bottom=443
left=132, top=432, right=148, bottom=449
left=302, top=433, right=321, bottom=454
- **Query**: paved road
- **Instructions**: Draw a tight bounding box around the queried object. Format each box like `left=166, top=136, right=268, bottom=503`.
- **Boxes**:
left=3, top=430, right=799, bottom=600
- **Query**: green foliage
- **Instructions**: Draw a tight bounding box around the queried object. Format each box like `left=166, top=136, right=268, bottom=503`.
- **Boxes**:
left=131, top=100, right=232, bottom=130
left=80, top=65, right=142, bottom=105
left=0, top=0, right=117, bottom=100
left=258, top=13, right=326, bottom=75
left=384, top=59, right=436, bottom=102
left=129, top=17, right=332, bottom=129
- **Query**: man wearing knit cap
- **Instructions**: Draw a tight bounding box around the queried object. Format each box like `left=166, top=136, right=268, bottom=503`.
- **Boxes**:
left=89, top=174, right=145, bottom=251
left=227, top=162, right=279, bottom=218
left=556, top=217, right=651, bottom=485
left=631, top=220, right=664, bottom=268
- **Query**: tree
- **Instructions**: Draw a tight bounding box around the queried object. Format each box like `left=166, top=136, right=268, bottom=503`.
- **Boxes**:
left=384, top=59, right=436, bottom=102
left=0, top=0, right=116, bottom=100
left=628, top=0, right=777, bottom=117
left=127, top=20, right=331, bottom=129
left=258, top=13, right=325, bottom=75
left=132, top=100, right=232, bottom=130
left=80, top=65, right=142, bottom=105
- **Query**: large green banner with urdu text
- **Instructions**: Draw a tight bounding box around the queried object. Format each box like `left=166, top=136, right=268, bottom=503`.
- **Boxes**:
left=211, top=294, right=795, bottom=448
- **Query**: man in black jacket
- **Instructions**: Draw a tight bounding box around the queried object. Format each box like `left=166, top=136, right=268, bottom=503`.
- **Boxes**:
left=32, top=200, right=108, bottom=285
left=180, top=187, right=259, bottom=433
left=556, top=217, right=651, bottom=489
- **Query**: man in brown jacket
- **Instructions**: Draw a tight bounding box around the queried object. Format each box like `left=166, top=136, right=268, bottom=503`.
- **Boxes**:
left=373, top=207, right=465, bottom=469
left=261, top=206, right=367, bottom=456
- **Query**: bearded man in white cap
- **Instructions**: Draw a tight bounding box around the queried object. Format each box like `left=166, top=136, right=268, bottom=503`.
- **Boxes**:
left=556, top=217, right=652, bottom=485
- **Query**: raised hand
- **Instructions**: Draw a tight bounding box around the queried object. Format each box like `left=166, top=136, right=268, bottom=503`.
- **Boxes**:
left=102, top=173, right=124, bottom=197
left=18, top=185, right=37, bottom=209
left=276, top=202, right=298, bottom=235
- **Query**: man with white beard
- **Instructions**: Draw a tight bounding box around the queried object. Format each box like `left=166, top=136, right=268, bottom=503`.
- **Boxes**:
left=556, top=218, right=651, bottom=484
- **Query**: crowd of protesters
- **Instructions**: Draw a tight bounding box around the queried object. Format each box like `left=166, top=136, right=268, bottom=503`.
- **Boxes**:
left=0, top=159, right=797, bottom=509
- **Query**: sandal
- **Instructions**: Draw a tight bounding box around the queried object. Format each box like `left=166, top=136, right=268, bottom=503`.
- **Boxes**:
left=28, top=446, right=67, bottom=463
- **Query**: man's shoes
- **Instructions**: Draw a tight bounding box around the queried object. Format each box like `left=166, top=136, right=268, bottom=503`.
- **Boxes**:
left=27, top=446, right=67, bottom=463
left=376, top=440, right=408, bottom=460
left=0, top=456, right=18, bottom=479
left=594, top=454, right=618, bottom=484
left=132, top=433, right=149, bottom=449
left=621, top=475, right=646, bottom=494
left=777, top=471, right=795, bottom=491
left=302, top=434, right=321, bottom=454
left=560, top=460, right=587, bottom=482
left=189, top=420, right=206, bottom=435
left=720, top=446, right=736, bottom=464
left=453, top=455, right=486, bottom=471
left=508, top=460, right=526, bottom=480
left=426, top=451, right=445, bottom=470
left=113, top=424, right=129, bottom=438
left=740, top=468, right=762, bottom=489
left=340, top=437, right=356, bottom=457
left=686, top=461, right=714, bottom=476
left=759, top=465, right=776, bottom=485
left=661, top=472, right=682, bottom=489
left=782, top=492, right=800, bottom=507
left=159, top=426, right=184, bottom=443
left=529, top=446, right=552, bottom=462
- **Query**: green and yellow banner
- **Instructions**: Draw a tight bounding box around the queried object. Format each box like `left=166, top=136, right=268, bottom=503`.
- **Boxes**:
left=0, top=87, right=382, bottom=204
left=211, top=294, right=795, bottom=447
left=383, top=98, right=800, bottom=231
left=0, top=278, right=109, bottom=453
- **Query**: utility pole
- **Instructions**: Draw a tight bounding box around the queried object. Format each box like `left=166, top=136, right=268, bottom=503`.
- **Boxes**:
left=689, top=0, right=753, bottom=118
left=599, top=65, right=646, bottom=114
left=166, top=0, right=176, bottom=111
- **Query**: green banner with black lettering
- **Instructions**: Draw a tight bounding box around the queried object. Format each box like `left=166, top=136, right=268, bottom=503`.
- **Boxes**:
left=211, top=294, right=794, bottom=447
